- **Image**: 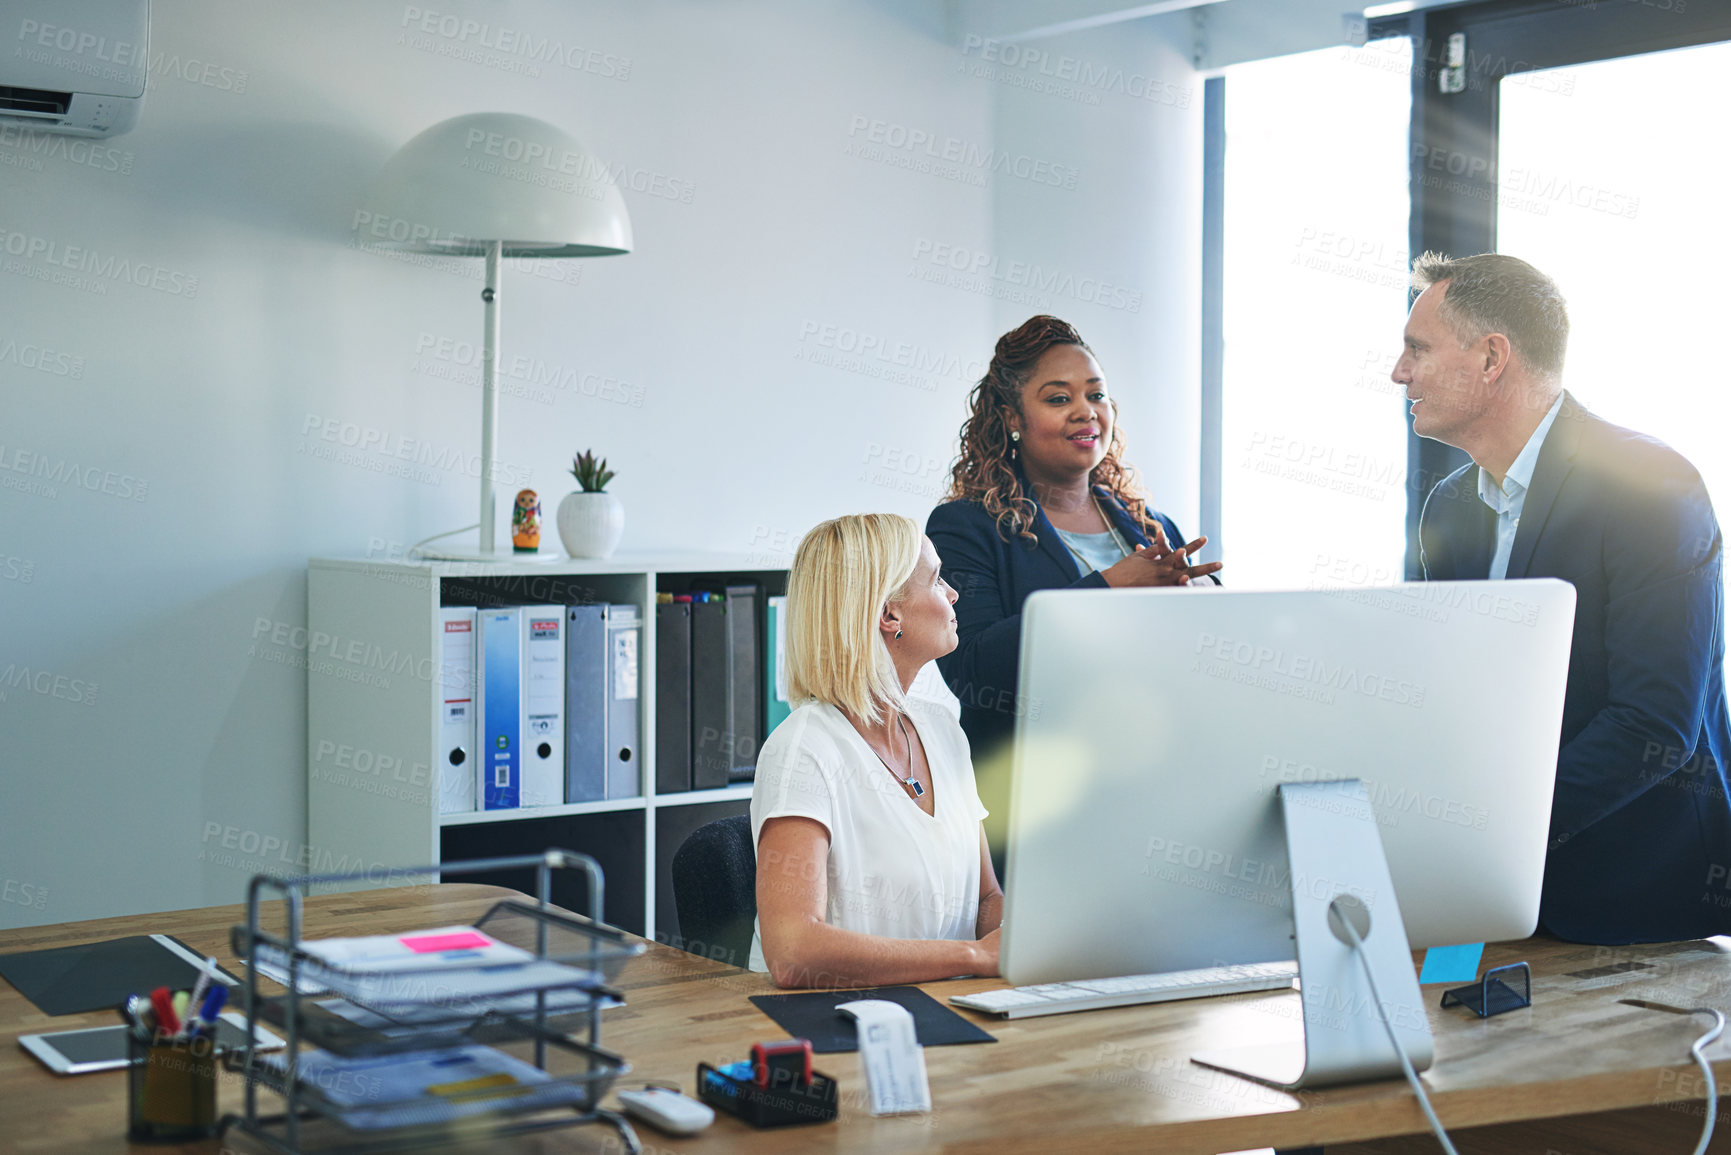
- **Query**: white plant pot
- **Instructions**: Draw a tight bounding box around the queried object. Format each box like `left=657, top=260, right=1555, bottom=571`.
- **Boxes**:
left=557, top=491, right=625, bottom=559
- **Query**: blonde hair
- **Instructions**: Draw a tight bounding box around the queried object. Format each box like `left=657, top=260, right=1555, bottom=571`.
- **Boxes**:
left=785, top=514, right=921, bottom=725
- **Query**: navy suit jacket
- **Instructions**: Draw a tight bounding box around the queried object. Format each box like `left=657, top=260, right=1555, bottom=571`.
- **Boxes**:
left=927, top=485, right=1189, bottom=865
left=1419, top=392, right=1731, bottom=943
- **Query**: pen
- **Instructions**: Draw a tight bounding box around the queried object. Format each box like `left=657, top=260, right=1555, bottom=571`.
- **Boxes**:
left=184, top=956, right=218, bottom=1032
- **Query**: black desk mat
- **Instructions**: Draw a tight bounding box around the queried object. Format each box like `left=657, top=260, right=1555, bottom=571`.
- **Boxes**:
left=748, top=985, right=995, bottom=1053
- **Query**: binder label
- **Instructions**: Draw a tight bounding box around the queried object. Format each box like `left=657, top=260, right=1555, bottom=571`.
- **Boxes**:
left=612, top=630, right=638, bottom=701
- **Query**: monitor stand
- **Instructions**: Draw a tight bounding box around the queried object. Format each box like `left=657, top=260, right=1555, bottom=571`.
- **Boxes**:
left=1192, top=779, right=1433, bottom=1089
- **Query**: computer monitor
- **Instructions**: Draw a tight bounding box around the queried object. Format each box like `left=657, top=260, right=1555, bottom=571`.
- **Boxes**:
left=1000, top=579, right=1576, bottom=987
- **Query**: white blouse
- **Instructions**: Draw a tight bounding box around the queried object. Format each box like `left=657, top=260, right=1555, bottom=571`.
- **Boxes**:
left=747, top=695, right=989, bottom=973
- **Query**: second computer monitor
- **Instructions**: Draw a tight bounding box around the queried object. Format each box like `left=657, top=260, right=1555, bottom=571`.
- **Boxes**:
left=999, top=580, right=1576, bottom=986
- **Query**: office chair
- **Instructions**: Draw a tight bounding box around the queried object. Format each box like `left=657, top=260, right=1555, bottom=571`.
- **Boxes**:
left=670, top=815, right=756, bottom=969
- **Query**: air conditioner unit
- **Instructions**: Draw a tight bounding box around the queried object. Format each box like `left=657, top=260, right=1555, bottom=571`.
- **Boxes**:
left=1, top=0, right=148, bottom=138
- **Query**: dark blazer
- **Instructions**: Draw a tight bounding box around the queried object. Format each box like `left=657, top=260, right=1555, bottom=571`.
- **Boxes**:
left=927, top=483, right=1191, bottom=866
left=1420, top=392, right=1731, bottom=944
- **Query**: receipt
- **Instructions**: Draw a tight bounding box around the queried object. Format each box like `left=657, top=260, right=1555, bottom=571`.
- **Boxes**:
left=835, top=1000, right=931, bottom=1115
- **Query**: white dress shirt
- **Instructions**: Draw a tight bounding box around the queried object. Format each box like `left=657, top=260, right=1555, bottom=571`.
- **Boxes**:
left=747, top=697, right=989, bottom=973
left=1478, top=393, right=1566, bottom=580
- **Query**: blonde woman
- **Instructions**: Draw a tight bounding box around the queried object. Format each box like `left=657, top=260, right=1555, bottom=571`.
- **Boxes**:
left=750, top=514, right=1003, bottom=989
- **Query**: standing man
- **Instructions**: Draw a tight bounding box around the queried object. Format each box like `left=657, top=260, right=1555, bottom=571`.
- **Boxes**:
left=1395, top=252, right=1731, bottom=944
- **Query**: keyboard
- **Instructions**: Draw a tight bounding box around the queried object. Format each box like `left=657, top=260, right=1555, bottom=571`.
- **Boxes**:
left=948, top=961, right=1298, bottom=1019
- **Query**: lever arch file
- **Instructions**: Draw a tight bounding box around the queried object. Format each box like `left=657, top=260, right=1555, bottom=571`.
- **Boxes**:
left=478, top=608, right=521, bottom=810
left=655, top=602, right=692, bottom=794
left=724, top=584, right=762, bottom=782
left=604, top=605, right=641, bottom=798
left=565, top=604, right=607, bottom=803
left=691, top=600, right=728, bottom=790
left=439, top=607, right=477, bottom=813
left=519, top=607, right=565, bottom=808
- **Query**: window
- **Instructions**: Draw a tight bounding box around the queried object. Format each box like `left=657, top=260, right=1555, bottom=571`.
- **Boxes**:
left=1220, top=40, right=1413, bottom=590
left=1498, top=42, right=1731, bottom=614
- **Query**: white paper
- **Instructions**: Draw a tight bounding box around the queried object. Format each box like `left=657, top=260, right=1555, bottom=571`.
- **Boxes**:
left=287, top=927, right=532, bottom=973
left=269, top=1044, right=585, bottom=1129
left=238, top=957, right=329, bottom=995
left=835, top=999, right=930, bottom=1115
left=250, top=927, right=601, bottom=1019
left=318, top=990, right=619, bottom=1032
left=255, top=950, right=598, bottom=1012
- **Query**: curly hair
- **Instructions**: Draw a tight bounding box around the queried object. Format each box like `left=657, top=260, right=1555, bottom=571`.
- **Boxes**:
left=945, top=315, right=1154, bottom=543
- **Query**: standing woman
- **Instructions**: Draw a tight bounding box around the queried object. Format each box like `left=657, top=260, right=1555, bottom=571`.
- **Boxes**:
left=751, top=514, right=1003, bottom=989
left=927, top=316, right=1220, bottom=868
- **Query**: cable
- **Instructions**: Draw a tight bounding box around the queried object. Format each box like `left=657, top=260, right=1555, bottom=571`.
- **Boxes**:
left=1331, top=907, right=1460, bottom=1155
left=1620, top=999, right=1724, bottom=1155
left=1333, top=907, right=1722, bottom=1155
left=407, top=523, right=480, bottom=559
left=1689, top=1012, right=1723, bottom=1155
left=1690, top=1012, right=1723, bottom=1155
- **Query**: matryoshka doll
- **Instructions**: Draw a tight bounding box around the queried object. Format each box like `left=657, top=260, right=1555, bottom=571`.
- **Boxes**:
left=512, top=489, right=541, bottom=552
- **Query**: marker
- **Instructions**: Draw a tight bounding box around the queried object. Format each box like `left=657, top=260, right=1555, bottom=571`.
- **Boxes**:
left=194, top=986, right=227, bottom=1035
left=149, top=987, right=179, bottom=1036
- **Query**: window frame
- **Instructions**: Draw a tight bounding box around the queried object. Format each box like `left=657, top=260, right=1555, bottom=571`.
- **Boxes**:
left=1372, top=0, right=1731, bottom=576
left=1201, top=1, right=1731, bottom=580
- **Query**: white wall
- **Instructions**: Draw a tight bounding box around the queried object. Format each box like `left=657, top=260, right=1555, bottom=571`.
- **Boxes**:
left=0, top=0, right=1200, bottom=928
left=987, top=14, right=1205, bottom=530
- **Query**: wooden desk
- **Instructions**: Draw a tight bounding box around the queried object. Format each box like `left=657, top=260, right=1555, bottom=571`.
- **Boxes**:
left=3, top=885, right=1729, bottom=1154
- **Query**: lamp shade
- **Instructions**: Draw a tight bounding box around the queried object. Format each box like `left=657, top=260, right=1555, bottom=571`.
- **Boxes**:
left=360, top=112, right=632, bottom=257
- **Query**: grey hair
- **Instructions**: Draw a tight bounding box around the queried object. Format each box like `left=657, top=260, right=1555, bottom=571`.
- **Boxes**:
left=1410, top=252, right=1569, bottom=379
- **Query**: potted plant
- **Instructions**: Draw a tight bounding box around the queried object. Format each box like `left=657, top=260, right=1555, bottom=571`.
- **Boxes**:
left=557, top=450, right=624, bottom=559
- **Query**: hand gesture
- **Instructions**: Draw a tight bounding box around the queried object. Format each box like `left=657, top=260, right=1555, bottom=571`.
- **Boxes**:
left=1102, top=525, right=1223, bottom=588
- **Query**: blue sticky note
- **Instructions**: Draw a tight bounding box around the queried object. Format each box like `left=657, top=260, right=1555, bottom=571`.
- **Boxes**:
left=1420, top=942, right=1485, bottom=984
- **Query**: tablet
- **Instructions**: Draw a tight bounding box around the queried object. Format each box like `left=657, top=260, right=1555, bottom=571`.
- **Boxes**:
left=18, top=1012, right=286, bottom=1074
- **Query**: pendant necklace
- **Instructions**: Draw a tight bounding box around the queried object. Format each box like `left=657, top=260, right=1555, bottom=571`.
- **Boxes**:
left=1092, top=495, right=1133, bottom=558
left=1058, top=495, right=1133, bottom=573
left=871, top=712, right=925, bottom=799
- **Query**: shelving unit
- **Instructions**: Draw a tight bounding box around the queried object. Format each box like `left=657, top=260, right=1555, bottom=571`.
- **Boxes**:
left=438, top=797, right=644, bottom=826
left=307, top=553, right=786, bottom=945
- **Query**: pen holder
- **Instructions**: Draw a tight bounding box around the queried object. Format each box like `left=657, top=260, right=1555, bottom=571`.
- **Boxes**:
left=127, top=1030, right=219, bottom=1143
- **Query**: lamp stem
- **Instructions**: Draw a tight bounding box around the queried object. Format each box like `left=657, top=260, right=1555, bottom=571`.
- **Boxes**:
left=478, top=240, right=502, bottom=553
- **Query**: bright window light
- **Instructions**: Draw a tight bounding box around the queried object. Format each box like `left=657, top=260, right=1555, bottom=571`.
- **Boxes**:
left=1221, top=38, right=1413, bottom=590
left=1499, top=44, right=1731, bottom=633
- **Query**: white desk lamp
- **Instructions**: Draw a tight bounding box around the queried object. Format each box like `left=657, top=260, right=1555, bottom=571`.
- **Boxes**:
left=360, top=112, right=633, bottom=559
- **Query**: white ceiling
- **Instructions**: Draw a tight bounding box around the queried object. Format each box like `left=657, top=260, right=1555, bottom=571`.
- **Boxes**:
left=949, top=0, right=1468, bottom=70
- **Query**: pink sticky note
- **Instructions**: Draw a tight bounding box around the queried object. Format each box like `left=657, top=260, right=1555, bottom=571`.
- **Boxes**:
left=400, top=931, right=491, bottom=953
